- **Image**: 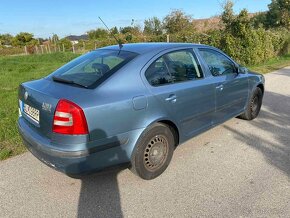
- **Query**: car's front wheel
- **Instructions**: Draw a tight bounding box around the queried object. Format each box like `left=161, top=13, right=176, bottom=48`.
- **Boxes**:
left=130, top=123, right=175, bottom=180
left=239, top=87, right=263, bottom=120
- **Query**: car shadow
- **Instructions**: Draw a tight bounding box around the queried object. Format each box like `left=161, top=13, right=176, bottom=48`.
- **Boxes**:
left=77, top=168, right=125, bottom=218
left=224, top=90, right=290, bottom=177
left=65, top=129, right=130, bottom=218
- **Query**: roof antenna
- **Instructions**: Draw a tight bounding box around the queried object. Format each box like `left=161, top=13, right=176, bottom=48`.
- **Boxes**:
left=98, top=17, right=123, bottom=49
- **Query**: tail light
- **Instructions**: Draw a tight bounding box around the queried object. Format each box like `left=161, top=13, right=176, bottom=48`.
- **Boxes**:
left=53, top=99, right=88, bottom=135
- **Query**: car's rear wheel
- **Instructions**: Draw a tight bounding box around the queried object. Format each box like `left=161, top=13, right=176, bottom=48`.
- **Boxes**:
left=239, top=87, right=263, bottom=120
left=130, top=123, right=175, bottom=180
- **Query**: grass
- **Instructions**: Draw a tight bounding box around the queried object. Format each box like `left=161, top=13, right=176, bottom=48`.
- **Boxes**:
left=249, top=54, right=290, bottom=74
left=0, top=52, right=289, bottom=161
left=0, top=53, right=79, bottom=160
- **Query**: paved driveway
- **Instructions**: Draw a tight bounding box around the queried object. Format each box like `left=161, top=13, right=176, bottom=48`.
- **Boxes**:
left=1, top=68, right=290, bottom=218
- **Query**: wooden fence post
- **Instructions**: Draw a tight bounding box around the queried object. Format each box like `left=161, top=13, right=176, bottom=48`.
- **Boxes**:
left=72, top=44, right=75, bottom=53
left=48, top=44, right=51, bottom=53
left=40, top=45, right=44, bottom=54
left=24, top=46, right=28, bottom=55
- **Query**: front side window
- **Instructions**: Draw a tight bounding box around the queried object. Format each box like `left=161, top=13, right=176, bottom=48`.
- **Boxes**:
left=145, top=50, right=203, bottom=86
left=199, top=49, right=236, bottom=77
left=51, top=49, right=138, bottom=88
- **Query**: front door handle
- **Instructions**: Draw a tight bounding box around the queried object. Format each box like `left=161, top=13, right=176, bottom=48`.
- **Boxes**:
left=165, top=94, right=177, bottom=103
left=216, top=84, right=224, bottom=90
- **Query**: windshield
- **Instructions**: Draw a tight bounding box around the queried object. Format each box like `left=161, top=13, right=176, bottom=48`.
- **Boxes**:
left=50, top=49, right=138, bottom=88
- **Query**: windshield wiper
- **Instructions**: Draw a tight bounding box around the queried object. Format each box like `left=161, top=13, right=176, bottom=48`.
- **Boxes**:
left=52, top=76, right=88, bottom=88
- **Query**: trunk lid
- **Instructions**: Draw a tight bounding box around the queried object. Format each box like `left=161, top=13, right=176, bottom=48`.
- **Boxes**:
left=18, top=78, right=92, bottom=139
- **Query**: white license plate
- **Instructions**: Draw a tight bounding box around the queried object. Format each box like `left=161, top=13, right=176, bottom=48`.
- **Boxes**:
left=23, top=103, right=40, bottom=123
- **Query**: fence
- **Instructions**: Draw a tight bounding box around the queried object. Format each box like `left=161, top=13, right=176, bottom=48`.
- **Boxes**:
left=0, top=35, right=176, bottom=56
left=0, top=41, right=102, bottom=56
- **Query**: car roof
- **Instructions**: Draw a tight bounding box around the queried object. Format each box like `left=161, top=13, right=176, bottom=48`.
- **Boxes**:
left=100, top=43, right=210, bottom=54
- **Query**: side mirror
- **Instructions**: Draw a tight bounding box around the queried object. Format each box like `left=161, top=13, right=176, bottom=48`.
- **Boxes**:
left=238, top=66, right=248, bottom=74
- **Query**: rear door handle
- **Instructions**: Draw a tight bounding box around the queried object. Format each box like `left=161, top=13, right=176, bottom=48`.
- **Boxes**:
left=165, top=94, right=177, bottom=103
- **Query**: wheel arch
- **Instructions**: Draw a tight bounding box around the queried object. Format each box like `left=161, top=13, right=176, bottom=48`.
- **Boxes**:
left=144, top=118, right=180, bottom=147
left=257, top=83, right=264, bottom=94
left=131, top=118, right=180, bottom=160
left=157, top=119, right=180, bottom=147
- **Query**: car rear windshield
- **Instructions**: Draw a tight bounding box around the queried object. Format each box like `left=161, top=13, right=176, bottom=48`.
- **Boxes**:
left=50, top=49, right=138, bottom=88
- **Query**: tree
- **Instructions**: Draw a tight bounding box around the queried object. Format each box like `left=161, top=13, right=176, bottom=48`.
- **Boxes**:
left=144, top=17, right=163, bottom=35
left=251, top=12, right=267, bottom=28
left=218, top=1, right=283, bottom=65
left=163, top=9, right=194, bottom=34
left=51, top=34, right=59, bottom=44
left=12, top=32, right=35, bottom=46
left=0, top=34, right=13, bottom=45
left=221, top=0, right=235, bottom=30
left=221, top=1, right=251, bottom=37
left=87, top=28, right=109, bottom=40
left=111, top=26, right=119, bottom=35
left=120, top=26, right=141, bottom=35
left=231, top=9, right=251, bottom=37
left=266, top=0, right=290, bottom=29
left=58, top=38, right=72, bottom=50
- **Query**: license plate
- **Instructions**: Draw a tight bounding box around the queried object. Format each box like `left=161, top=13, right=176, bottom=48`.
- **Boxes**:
left=23, top=103, right=40, bottom=123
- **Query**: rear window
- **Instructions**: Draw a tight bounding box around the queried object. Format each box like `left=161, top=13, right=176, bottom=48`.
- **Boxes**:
left=50, top=49, right=138, bottom=88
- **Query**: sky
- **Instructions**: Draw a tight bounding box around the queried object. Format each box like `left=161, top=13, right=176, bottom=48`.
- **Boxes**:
left=0, top=0, right=271, bottom=38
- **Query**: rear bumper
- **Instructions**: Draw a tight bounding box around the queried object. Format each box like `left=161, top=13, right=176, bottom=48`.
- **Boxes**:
left=18, top=117, right=144, bottom=176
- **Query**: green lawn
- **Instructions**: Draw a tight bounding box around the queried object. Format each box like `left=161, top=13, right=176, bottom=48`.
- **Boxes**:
left=249, top=54, right=290, bottom=74
left=0, top=53, right=79, bottom=160
left=0, top=52, right=289, bottom=161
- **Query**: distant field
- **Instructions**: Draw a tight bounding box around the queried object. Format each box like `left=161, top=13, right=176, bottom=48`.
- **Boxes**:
left=0, top=53, right=79, bottom=160
left=0, top=52, right=289, bottom=161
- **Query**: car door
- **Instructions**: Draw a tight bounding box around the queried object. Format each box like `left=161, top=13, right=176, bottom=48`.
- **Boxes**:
left=198, top=48, right=249, bottom=123
left=144, top=49, right=216, bottom=138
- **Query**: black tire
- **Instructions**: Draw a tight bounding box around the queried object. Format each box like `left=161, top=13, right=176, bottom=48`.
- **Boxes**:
left=239, top=87, right=263, bottom=120
left=130, top=123, right=175, bottom=180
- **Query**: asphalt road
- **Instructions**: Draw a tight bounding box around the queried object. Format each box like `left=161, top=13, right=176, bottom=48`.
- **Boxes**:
left=1, top=68, right=290, bottom=218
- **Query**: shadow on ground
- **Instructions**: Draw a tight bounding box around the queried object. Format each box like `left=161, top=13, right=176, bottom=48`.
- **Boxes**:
left=225, top=90, right=290, bottom=177
left=77, top=168, right=124, bottom=218
left=76, top=130, right=130, bottom=218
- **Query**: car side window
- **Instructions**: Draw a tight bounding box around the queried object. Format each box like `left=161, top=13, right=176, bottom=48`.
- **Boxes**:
left=145, top=50, right=203, bottom=86
left=145, top=57, right=173, bottom=86
left=199, top=49, right=236, bottom=77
